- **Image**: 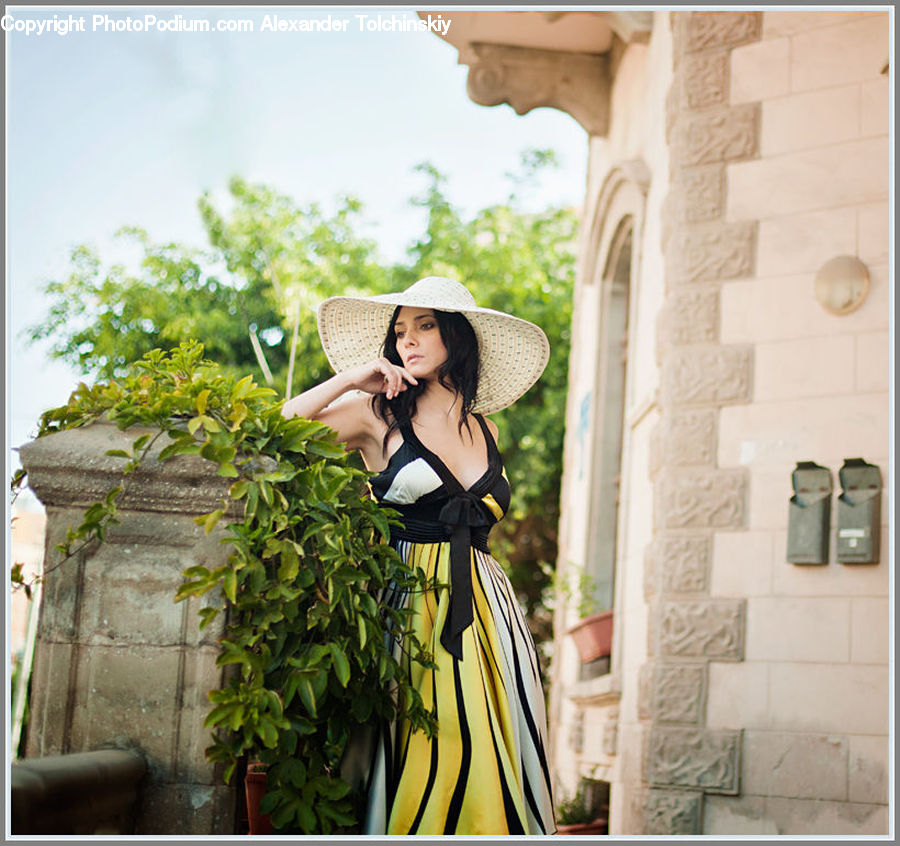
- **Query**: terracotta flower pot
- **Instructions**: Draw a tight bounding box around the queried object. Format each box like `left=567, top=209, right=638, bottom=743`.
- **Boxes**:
left=567, top=610, right=613, bottom=663
left=556, top=818, right=608, bottom=835
left=244, top=768, right=274, bottom=835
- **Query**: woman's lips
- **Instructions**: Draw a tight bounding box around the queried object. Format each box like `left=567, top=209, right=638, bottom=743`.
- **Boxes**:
left=405, top=354, right=422, bottom=364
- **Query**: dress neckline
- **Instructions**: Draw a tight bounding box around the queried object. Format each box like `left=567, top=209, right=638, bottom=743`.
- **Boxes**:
left=399, top=413, right=498, bottom=494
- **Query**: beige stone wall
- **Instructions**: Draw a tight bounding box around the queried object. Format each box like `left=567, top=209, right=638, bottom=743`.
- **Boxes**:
left=705, top=10, right=890, bottom=836
left=551, top=8, right=889, bottom=837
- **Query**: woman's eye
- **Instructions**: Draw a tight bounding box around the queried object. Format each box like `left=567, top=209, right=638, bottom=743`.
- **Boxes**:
left=421, top=322, right=434, bottom=330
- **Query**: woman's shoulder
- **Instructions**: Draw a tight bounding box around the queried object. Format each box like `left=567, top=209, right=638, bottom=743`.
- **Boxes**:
left=479, top=413, right=499, bottom=443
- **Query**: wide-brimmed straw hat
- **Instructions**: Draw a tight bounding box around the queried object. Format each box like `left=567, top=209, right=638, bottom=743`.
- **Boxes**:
left=316, top=276, right=550, bottom=414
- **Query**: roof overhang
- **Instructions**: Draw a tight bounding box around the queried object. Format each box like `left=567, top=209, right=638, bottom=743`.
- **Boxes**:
left=419, top=10, right=654, bottom=135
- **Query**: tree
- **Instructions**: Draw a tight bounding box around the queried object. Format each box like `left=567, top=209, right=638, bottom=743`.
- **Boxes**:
left=28, top=179, right=393, bottom=394
left=27, top=154, right=578, bottom=640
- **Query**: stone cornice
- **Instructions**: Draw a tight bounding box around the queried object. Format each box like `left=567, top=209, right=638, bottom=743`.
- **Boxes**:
left=462, top=42, right=610, bottom=136
left=19, top=422, right=243, bottom=516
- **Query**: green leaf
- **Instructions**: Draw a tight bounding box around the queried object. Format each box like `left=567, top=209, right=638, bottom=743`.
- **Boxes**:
left=297, top=802, right=316, bottom=834
left=306, top=439, right=346, bottom=460
left=229, top=480, right=249, bottom=499
left=277, top=544, right=299, bottom=583
left=328, top=644, right=350, bottom=687
left=222, top=568, right=237, bottom=603
left=202, top=509, right=224, bottom=535
left=232, top=374, right=254, bottom=401
left=217, top=461, right=239, bottom=478
left=197, top=606, right=220, bottom=629
left=317, top=778, right=351, bottom=800
left=196, top=388, right=210, bottom=415
left=298, top=678, right=317, bottom=718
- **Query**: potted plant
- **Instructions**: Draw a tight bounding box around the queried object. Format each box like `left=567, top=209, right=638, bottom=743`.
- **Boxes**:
left=555, top=783, right=608, bottom=835
left=554, top=563, right=614, bottom=663
left=244, top=760, right=273, bottom=835
left=567, top=609, right=614, bottom=663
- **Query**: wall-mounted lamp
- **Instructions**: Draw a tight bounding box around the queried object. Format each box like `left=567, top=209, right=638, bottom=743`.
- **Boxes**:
left=814, top=255, right=870, bottom=316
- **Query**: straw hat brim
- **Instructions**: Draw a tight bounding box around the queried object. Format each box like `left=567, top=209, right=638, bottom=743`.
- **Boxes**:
left=316, top=287, right=550, bottom=414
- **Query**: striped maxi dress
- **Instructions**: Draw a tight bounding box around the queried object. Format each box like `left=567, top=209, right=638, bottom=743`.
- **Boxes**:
left=359, top=413, right=556, bottom=835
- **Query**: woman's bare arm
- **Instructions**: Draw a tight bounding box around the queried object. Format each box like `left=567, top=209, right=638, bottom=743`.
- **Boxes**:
left=281, top=358, right=417, bottom=453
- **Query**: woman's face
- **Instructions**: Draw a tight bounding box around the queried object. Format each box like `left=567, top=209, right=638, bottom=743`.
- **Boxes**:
left=393, top=307, right=448, bottom=380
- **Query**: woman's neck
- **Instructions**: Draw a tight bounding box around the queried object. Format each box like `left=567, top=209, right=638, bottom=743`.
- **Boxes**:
left=416, top=379, right=464, bottom=420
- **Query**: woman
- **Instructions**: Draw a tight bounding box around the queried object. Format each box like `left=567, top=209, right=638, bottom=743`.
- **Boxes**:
left=282, top=276, right=556, bottom=835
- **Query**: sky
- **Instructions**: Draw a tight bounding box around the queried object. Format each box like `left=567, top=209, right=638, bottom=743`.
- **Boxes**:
left=6, top=5, right=590, bottom=504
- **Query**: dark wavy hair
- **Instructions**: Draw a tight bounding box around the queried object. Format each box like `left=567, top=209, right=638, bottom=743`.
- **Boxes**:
left=371, top=306, right=480, bottom=454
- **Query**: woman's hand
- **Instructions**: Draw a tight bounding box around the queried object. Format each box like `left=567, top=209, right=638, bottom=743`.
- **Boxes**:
left=343, top=357, right=418, bottom=400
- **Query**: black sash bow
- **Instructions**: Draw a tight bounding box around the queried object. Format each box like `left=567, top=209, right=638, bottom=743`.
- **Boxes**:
left=438, top=491, right=492, bottom=660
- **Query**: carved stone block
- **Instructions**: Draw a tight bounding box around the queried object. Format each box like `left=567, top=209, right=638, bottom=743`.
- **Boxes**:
left=662, top=346, right=752, bottom=407
left=659, top=288, right=719, bottom=349
left=656, top=469, right=747, bottom=532
left=682, top=104, right=759, bottom=166
left=568, top=707, right=585, bottom=754
left=670, top=221, right=755, bottom=283
left=647, top=726, right=742, bottom=794
left=687, top=12, right=762, bottom=52
left=659, top=598, right=746, bottom=661
left=644, top=788, right=704, bottom=835
left=603, top=707, right=620, bottom=756
left=680, top=165, right=724, bottom=223
left=463, top=42, right=610, bottom=135
left=660, top=534, right=711, bottom=593
left=647, top=605, right=657, bottom=658
left=651, top=664, right=707, bottom=724
left=643, top=541, right=658, bottom=598
left=684, top=52, right=728, bottom=109
left=659, top=408, right=718, bottom=470
left=638, top=662, right=654, bottom=720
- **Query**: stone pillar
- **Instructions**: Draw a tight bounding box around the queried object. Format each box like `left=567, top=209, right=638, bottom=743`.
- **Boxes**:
left=19, top=422, right=239, bottom=835
left=637, top=11, right=762, bottom=835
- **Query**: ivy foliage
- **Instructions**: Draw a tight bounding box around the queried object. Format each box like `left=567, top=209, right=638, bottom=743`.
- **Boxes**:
left=16, top=341, right=437, bottom=834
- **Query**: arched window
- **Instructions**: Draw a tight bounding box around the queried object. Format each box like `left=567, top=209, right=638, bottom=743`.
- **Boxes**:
left=581, top=218, right=633, bottom=679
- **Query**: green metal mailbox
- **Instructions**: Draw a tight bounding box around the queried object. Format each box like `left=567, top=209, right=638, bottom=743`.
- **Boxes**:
left=786, top=461, right=832, bottom=564
left=836, top=458, right=882, bottom=564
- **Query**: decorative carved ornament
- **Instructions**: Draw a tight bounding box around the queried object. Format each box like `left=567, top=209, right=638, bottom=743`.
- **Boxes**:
left=682, top=104, right=759, bottom=167
left=464, top=42, right=611, bottom=135
left=670, top=221, right=756, bottom=284
left=662, top=346, right=752, bottom=407
left=683, top=52, right=728, bottom=109
left=678, top=165, right=724, bottom=223
left=686, top=11, right=761, bottom=53
left=651, top=664, right=707, bottom=724
left=660, top=534, right=712, bottom=593
left=658, top=289, right=719, bottom=348
left=647, top=726, right=742, bottom=794
left=643, top=533, right=711, bottom=597
left=644, top=788, right=704, bottom=835
left=658, top=598, right=746, bottom=660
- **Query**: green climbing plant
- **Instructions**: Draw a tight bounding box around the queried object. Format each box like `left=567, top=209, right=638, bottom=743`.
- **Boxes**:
left=11, top=340, right=437, bottom=834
